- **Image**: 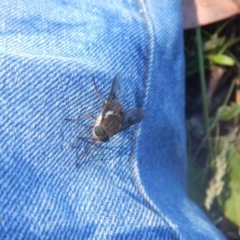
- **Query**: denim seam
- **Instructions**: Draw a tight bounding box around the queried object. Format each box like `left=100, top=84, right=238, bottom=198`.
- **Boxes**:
left=129, top=1, right=180, bottom=239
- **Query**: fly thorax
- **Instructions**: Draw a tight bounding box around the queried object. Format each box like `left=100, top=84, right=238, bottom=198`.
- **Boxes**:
left=104, top=110, right=114, bottom=117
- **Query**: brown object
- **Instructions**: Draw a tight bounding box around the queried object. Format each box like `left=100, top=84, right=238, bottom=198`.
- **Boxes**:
left=183, top=0, right=240, bottom=29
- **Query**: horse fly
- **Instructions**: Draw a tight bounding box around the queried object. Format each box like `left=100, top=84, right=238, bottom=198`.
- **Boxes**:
left=66, top=73, right=145, bottom=167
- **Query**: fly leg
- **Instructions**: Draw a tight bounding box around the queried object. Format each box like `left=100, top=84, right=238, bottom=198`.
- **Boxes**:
left=76, top=138, right=96, bottom=167
left=70, top=125, right=94, bottom=149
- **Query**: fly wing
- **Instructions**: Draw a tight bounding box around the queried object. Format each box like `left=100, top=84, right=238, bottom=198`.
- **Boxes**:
left=120, top=108, right=145, bottom=131
left=106, top=72, right=124, bottom=104
left=102, top=72, right=124, bottom=116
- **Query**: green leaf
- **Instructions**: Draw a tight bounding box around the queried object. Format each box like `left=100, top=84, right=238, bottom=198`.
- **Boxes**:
left=204, top=37, right=225, bottom=51
left=217, top=104, right=240, bottom=121
left=222, top=146, right=240, bottom=228
left=218, top=37, right=240, bottom=55
left=212, top=54, right=235, bottom=66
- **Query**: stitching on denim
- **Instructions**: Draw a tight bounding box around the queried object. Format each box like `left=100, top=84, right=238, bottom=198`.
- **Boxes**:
left=129, top=1, right=180, bottom=239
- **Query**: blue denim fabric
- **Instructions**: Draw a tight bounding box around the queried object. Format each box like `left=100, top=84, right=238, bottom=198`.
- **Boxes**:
left=0, top=0, right=225, bottom=239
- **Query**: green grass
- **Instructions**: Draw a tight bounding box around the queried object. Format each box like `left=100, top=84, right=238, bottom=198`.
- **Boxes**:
left=185, top=16, right=240, bottom=239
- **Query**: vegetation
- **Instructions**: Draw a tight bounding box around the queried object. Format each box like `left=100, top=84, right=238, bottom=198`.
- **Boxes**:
left=185, top=16, right=240, bottom=239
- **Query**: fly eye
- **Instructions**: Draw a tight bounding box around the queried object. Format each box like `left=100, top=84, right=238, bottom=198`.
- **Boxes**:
left=94, top=126, right=105, bottom=137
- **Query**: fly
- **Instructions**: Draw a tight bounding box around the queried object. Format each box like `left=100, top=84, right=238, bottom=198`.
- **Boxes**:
left=66, top=73, right=145, bottom=166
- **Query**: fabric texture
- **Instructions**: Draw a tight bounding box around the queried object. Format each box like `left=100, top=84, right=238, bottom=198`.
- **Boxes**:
left=0, top=0, right=225, bottom=239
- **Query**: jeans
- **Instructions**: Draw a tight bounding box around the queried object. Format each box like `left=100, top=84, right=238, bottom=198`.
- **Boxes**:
left=0, top=0, right=225, bottom=239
